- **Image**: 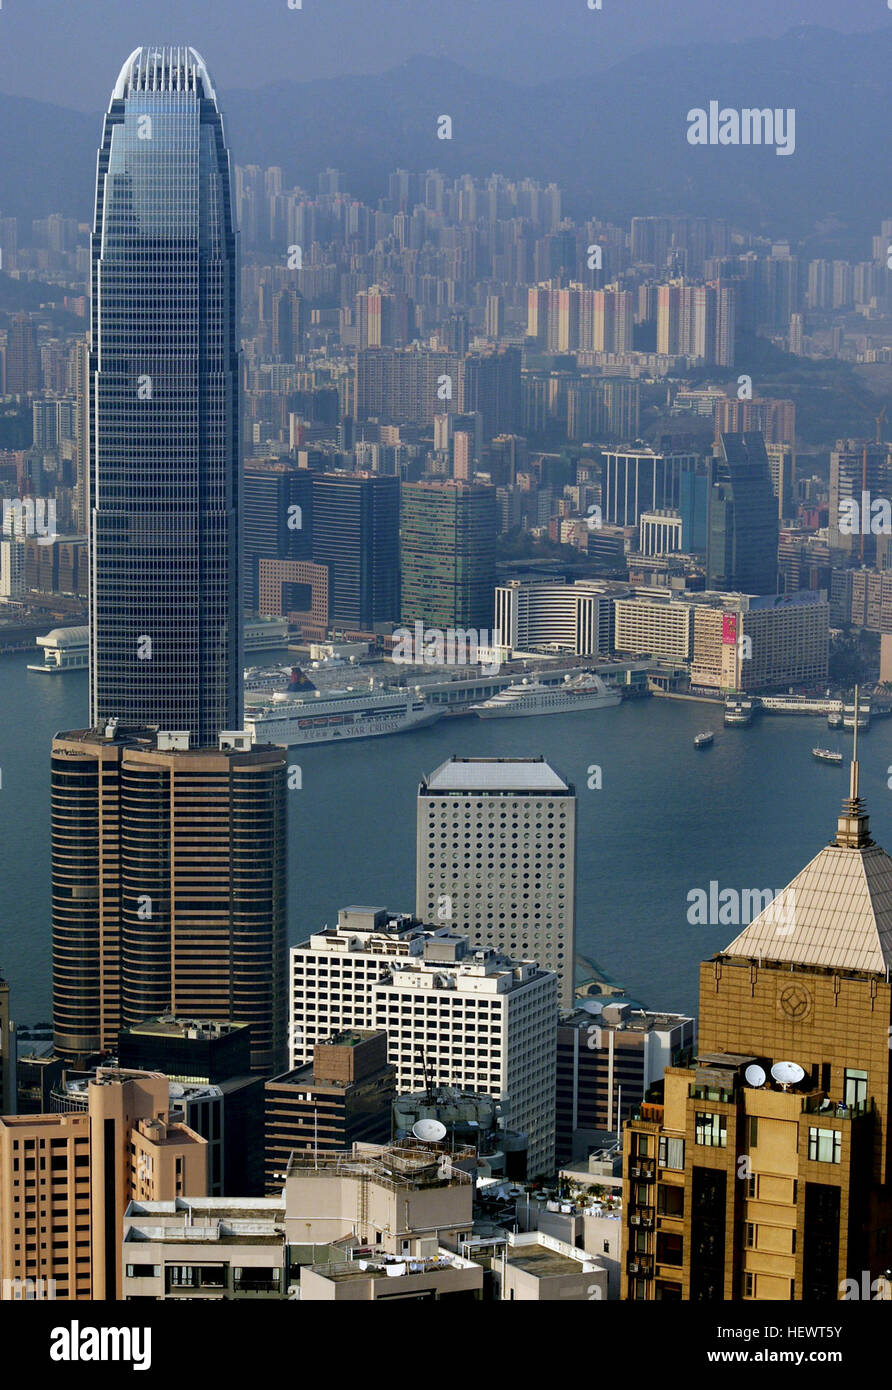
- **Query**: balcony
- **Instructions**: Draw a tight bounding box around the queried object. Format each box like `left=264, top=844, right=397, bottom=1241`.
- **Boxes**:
left=801, top=1094, right=873, bottom=1119
left=628, top=1205, right=655, bottom=1230
left=627, top=1254, right=654, bottom=1278
left=629, top=1158, right=656, bottom=1181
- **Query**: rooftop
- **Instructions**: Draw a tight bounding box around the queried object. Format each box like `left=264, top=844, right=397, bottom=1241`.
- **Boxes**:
left=506, top=1243, right=592, bottom=1278
left=423, top=756, right=570, bottom=793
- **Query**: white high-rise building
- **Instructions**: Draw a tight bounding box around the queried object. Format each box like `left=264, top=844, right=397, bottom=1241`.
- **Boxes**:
left=416, top=757, right=576, bottom=1011
left=0, top=537, right=26, bottom=601
left=289, top=906, right=557, bottom=1174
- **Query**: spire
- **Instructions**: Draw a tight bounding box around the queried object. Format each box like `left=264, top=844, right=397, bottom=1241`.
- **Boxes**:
left=835, top=683, right=873, bottom=849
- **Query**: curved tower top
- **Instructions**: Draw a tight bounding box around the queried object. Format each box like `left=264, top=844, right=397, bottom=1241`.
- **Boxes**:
left=89, top=46, right=241, bottom=748
left=111, top=45, right=218, bottom=103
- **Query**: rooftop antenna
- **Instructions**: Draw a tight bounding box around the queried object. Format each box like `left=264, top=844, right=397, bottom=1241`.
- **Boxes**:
left=851, top=683, right=859, bottom=802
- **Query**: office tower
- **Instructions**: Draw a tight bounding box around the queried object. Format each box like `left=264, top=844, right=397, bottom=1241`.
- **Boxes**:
left=52, top=725, right=287, bottom=1075
left=0, top=1071, right=206, bottom=1301
left=289, top=907, right=558, bottom=1175
left=639, top=510, right=683, bottom=556
left=242, top=461, right=313, bottom=609
left=6, top=313, right=42, bottom=395
left=707, top=433, right=779, bottom=596
left=829, top=438, right=892, bottom=565
left=602, top=448, right=698, bottom=528
left=119, top=1016, right=251, bottom=1081
left=310, top=472, right=399, bottom=629
left=416, top=756, right=577, bottom=1012
left=70, top=340, right=89, bottom=534
left=623, top=763, right=892, bottom=1300
left=264, top=1030, right=395, bottom=1192
left=0, top=979, right=13, bottom=1117
left=678, top=459, right=709, bottom=552
left=400, top=480, right=497, bottom=630
left=463, top=346, right=521, bottom=442
left=271, top=287, right=305, bottom=361
left=89, top=47, right=240, bottom=747
left=556, top=1003, right=694, bottom=1164
left=566, top=378, right=640, bottom=442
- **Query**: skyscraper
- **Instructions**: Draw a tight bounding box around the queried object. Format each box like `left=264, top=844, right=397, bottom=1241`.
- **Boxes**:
left=622, top=760, right=892, bottom=1300
left=89, top=47, right=241, bottom=747
left=310, top=472, right=400, bottom=629
left=400, top=480, right=497, bottom=630
left=707, top=433, right=779, bottom=596
left=416, top=756, right=577, bottom=1011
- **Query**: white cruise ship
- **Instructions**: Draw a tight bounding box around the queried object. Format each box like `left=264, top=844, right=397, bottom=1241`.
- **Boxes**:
left=244, top=685, right=443, bottom=747
left=470, top=672, right=622, bottom=719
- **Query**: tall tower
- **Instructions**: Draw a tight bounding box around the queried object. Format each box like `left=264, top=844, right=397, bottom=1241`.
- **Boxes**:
left=416, top=756, right=577, bottom=1011
left=622, top=723, right=892, bottom=1301
left=89, top=47, right=241, bottom=747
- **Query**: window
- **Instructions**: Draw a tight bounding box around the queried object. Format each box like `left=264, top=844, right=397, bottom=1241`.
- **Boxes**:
left=808, top=1128, right=841, bottom=1164
left=695, top=1113, right=727, bottom=1148
left=844, top=1070, right=867, bottom=1109
left=744, top=1272, right=754, bottom=1297
left=748, top=1116, right=758, bottom=1148
left=658, top=1136, right=684, bottom=1169
left=745, top=1222, right=756, bottom=1248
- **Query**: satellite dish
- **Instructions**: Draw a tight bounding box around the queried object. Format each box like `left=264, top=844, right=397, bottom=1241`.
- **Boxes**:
left=771, top=1061, right=805, bottom=1090
left=745, top=1064, right=766, bottom=1088
left=413, top=1118, right=447, bottom=1143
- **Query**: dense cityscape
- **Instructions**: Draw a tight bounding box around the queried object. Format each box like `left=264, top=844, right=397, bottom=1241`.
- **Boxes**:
left=1, top=0, right=891, bottom=1365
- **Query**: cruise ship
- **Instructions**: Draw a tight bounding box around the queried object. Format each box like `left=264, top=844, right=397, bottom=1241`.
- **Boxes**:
left=244, top=685, right=443, bottom=746
left=470, top=672, right=622, bottom=719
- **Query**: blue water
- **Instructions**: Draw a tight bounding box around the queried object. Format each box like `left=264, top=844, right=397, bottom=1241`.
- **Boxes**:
left=3, top=649, right=890, bottom=1026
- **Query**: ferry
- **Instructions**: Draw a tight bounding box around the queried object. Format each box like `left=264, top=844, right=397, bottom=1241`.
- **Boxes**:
left=469, top=672, right=622, bottom=719
left=244, top=665, right=305, bottom=694
left=724, top=698, right=753, bottom=727
left=694, top=730, right=715, bottom=748
left=244, top=685, right=443, bottom=747
left=813, top=747, right=843, bottom=765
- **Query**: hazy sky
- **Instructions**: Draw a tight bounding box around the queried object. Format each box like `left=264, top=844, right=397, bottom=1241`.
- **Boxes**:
left=0, top=0, right=890, bottom=110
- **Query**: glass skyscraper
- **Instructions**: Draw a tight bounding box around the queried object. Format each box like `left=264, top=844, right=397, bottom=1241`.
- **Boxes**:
left=89, top=47, right=240, bottom=746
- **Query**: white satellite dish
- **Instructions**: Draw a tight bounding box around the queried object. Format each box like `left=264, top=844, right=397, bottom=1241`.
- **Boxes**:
left=771, top=1061, right=805, bottom=1090
left=744, top=1064, right=766, bottom=1088
left=413, top=1118, right=447, bottom=1143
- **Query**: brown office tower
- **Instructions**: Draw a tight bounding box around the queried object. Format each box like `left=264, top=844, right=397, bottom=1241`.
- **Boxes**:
left=0, top=1070, right=206, bottom=1300
left=264, top=1031, right=395, bottom=1193
left=52, top=725, right=287, bottom=1075
left=622, top=758, right=892, bottom=1301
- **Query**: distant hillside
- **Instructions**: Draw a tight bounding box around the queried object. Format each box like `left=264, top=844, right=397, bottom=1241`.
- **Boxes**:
left=0, top=26, right=890, bottom=245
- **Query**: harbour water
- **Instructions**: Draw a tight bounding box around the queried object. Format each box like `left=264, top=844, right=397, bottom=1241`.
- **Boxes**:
left=3, top=649, right=891, bottom=1026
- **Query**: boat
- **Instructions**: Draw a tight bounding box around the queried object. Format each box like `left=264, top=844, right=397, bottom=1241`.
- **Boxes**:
left=827, top=710, right=843, bottom=729
left=244, top=665, right=311, bottom=694
left=694, top=731, right=714, bottom=748
left=244, top=684, right=443, bottom=746
left=724, top=698, right=753, bottom=727
left=813, top=747, right=843, bottom=764
left=469, top=672, right=622, bottom=719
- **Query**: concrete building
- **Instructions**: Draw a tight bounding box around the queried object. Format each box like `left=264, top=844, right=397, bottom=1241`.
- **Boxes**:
left=264, top=1030, right=395, bottom=1193
left=556, top=1003, right=694, bottom=1164
left=0, top=1070, right=206, bottom=1300
left=622, top=761, right=892, bottom=1300
left=602, top=448, right=699, bottom=529
left=493, top=578, right=618, bottom=657
left=123, top=1197, right=289, bottom=1300
left=614, top=592, right=694, bottom=661
left=289, top=908, right=558, bottom=1175
left=416, top=756, right=576, bottom=1012
left=639, top=509, right=683, bottom=557
left=492, top=1230, right=607, bottom=1301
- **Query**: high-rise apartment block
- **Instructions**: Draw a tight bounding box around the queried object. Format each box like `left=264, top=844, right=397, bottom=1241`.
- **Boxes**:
left=0, top=1070, right=206, bottom=1300
left=289, top=907, right=557, bottom=1175
left=416, top=756, right=577, bottom=1011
